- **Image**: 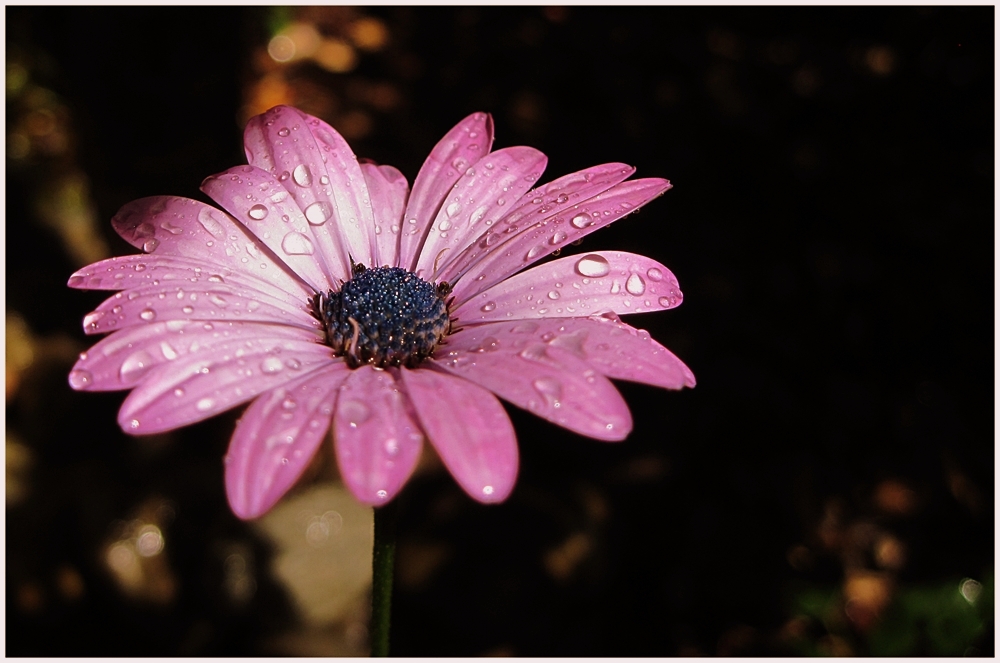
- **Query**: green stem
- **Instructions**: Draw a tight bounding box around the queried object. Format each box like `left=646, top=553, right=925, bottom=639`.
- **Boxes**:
left=371, top=500, right=398, bottom=656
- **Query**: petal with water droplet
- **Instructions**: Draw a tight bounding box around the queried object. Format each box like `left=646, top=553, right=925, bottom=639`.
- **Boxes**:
left=399, top=366, right=517, bottom=503
left=451, top=178, right=671, bottom=303
left=360, top=163, right=409, bottom=268
left=453, top=251, right=681, bottom=322
left=415, top=146, right=548, bottom=279
left=110, top=195, right=309, bottom=297
left=225, top=362, right=349, bottom=519
left=399, top=112, right=494, bottom=271
left=117, top=336, right=335, bottom=435
left=430, top=334, right=632, bottom=441
left=333, top=365, right=423, bottom=505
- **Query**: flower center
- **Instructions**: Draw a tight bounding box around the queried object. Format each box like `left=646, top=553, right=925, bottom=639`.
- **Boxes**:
left=319, top=264, right=452, bottom=368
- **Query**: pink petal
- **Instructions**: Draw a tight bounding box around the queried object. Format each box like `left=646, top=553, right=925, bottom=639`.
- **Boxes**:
left=70, top=321, right=322, bottom=392
left=67, top=254, right=314, bottom=305
left=399, top=112, right=494, bottom=271
left=450, top=178, right=672, bottom=302
left=110, top=195, right=308, bottom=298
left=443, top=317, right=695, bottom=391
left=201, top=165, right=345, bottom=292
left=415, top=146, right=547, bottom=279
left=82, top=278, right=319, bottom=336
left=453, top=250, right=682, bottom=322
left=117, top=335, right=336, bottom=435
left=333, top=366, right=423, bottom=505
left=242, top=106, right=377, bottom=270
left=360, top=162, right=409, bottom=268
left=438, top=162, right=635, bottom=287
left=431, top=333, right=632, bottom=442
left=225, top=362, right=349, bottom=520
left=399, top=366, right=517, bottom=503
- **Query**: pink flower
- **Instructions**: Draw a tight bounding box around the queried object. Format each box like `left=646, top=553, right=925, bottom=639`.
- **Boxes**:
left=68, top=106, right=694, bottom=519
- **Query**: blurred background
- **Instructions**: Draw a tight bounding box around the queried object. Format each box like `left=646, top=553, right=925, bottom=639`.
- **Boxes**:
left=5, top=6, right=993, bottom=656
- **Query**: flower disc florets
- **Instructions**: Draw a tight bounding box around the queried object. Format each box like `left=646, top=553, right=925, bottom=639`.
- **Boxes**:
left=320, top=265, right=451, bottom=368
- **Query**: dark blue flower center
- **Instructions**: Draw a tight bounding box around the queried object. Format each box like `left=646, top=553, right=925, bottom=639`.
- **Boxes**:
left=320, top=265, right=452, bottom=368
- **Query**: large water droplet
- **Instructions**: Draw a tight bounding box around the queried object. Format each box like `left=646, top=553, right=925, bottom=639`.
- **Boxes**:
left=304, top=201, right=332, bottom=225
left=260, top=356, right=284, bottom=374
left=445, top=201, right=461, bottom=217
left=292, top=164, right=313, bottom=187
left=248, top=204, right=269, bottom=220
left=139, top=308, right=157, bottom=321
left=196, top=397, right=215, bottom=412
left=68, top=369, right=93, bottom=389
left=161, top=220, right=184, bottom=235
left=575, top=254, right=610, bottom=278
left=438, top=219, right=453, bottom=232
left=480, top=301, right=497, bottom=312
left=281, top=232, right=315, bottom=255
left=570, top=213, right=593, bottom=229
left=143, top=238, right=161, bottom=253
left=277, top=127, right=290, bottom=137
left=341, top=400, right=370, bottom=427
left=646, top=267, right=664, bottom=282
left=511, top=321, right=539, bottom=334
left=533, top=377, right=563, bottom=406
left=547, top=290, right=560, bottom=300
left=160, top=341, right=178, bottom=360
left=120, top=350, right=156, bottom=382
left=625, top=273, right=646, bottom=296
left=550, top=230, right=568, bottom=245
left=525, top=245, right=546, bottom=261
left=384, top=438, right=400, bottom=456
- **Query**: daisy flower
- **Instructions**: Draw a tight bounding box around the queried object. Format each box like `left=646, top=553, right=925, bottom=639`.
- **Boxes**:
left=68, top=106, right=694, bottom=519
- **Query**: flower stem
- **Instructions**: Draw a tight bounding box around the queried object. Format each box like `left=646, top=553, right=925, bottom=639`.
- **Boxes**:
left=371, top=500, right=397, bottom=656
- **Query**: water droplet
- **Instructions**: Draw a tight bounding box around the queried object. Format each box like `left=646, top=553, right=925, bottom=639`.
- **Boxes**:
left=292, top=164, right=313, bottom=187
left=139, top=308, right=157, bottom=321
left=658, top=296, right=674, bottom=308
left=547, top=290, right=560, bottom=300
left=160, top=342, right=178, bottom=360
left=480, top=301, right=497, bottom=312
left=570, top=213, right=592, bottom=229
left=278, top=170, right=290, bottom=182
left=511, top=321, right=539, bottom=334
left=646, top=267, right=664, bottom=282
left=260, top=357, right=284, bottom=374
left=625, top=273, right=646, bottom=296
left=286, top=358, right=302, bottom=370
left=445, top=201, right=461, bottom=217
left=610, top=280, right=622, bottom=294
left=277, top=127, right=290, bottom=137
left=341, top=400, right=370, bottom=427
left=550, top=230, right=568, bottom=245
left=120, top=350, right=156, bottom=382
left=182, top=305, right=194, bottom=314
left=248, top=204, right=268, bottom=220
left=482, top=485, right=494, bottom=496
left=281, top=232, right=315, bottom=255
left=143, top=238, right=161, bottom=253
left=575, top=254, right=610, bottom=278
left=438, top=219, right=453, bottom=232
left=304, top=201, right=332, bottom=225
left=68, top=369, right=93, bottom=389
left=376, top=489, right=388, bottom=499
left=196, top=397, right=215, bottom=412
left=533, top=377, right=563, bottom=406
left=173, top=388, right=185, bottom=397
left=384, top=438, right=399, bottom=456
left=112, top=305, right=123, bottom=315
left=160, top=219, right=184, bottom=235
left=209, top=294, right=228, bottom=307
left=526, top=245, right=546, bottom=261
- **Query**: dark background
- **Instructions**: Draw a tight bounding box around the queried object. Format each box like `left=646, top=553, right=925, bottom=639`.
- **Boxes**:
left=6, top=6, right=993, bottom=656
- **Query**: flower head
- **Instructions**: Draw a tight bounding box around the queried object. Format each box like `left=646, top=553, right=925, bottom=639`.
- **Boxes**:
left=69, top=106, right=695, bottom=519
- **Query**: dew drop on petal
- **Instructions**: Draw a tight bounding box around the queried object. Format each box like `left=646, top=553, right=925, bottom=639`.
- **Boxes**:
left=139, top=308, right=156, bottom=321
left=438, top=219, right=452, bottom=232
left=533, top=376, right=564, bottom=405
left=182, top=305, right=194, bottom=315
left=376, top=489, right=388, bottom=499
left=575, top=254, right=610, bottom=278
left=160, top=342, right=178, bottom=360
left=547, top=290, right=560, bottom=300
left=248, top=204, right=269, bottom=220
left=281, top=232, right=315, bottom=255
left=482, top=485, right=494, bottom=496
left=119, top=350, right=156, bottom=382
left=143, top=238, right=161, bottom=253
left=292, top=164, right=313, bottom=187
left=260, top=356, right=284, bottom=374
left=68, top=369, right=93, bottom=389
left=286, top=358, right=302, bottom=370
left=550, top=230, right=568, bottom=245
left=646, top=267, right=663, bottom=282
left=625, top=273, right=646, bottom=296
left=341, top=400, right=370, bottom=427
left=445, top=201, right=461, bottom=217
left=277, top=127, right=290, bottom=137
left=658, top=296, right=674, bottom=307
left=525, top=245, right=546, bottom=261
left=384, top=438, right=399, bottom=456
left=480, top=301, right=497, bottom=312
left=570, top=213, right=592, bottom=229
left=196, top=397, right=215, bottom=412
left=174, top=388, right=185, bottom=397
left=304, top=201, right=332, bottom=225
